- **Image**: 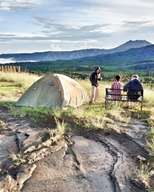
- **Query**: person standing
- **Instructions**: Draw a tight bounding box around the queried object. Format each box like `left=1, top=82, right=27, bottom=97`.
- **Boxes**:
left=89, top=66, right=102, bottom=103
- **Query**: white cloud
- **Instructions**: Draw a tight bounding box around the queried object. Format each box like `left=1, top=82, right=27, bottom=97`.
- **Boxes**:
left=0, top=0, right=41, bottom=10
left=1, top=0, right=154, bottom=52
left=0, top=58, right=16, bottom=64
left=49, top=39, right=99, bottom=51
left=0, top=32, right=47, bottom=41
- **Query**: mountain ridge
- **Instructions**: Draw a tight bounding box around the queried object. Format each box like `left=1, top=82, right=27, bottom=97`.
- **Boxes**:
left=0, top=40, right=151, bottom=63
left=72, top=44, right=154, bottom=70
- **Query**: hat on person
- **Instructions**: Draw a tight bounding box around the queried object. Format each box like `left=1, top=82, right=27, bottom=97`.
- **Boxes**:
left=132, top=74, right=139, bottom=80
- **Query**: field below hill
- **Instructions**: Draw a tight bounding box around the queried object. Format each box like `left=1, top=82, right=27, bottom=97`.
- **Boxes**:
left=0, top=71, right=153, bottom=192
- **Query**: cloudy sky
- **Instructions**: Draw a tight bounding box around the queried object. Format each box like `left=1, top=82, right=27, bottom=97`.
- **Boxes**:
left=0, top=0, right=154, bottom=53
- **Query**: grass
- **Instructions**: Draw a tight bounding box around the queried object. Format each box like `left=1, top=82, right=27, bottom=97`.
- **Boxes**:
left=77, top=79, right=110, bottom=102
left=0, top=119, right=6, bottom=130
left=137, top=88, right=154, bottom=190
left=0, top=71, right=40, bottom=86
left=0, top=72, right=153, bottom=189
left=138, top=162, right=153, bottom=188
left=0, top=72, right=40, bottom=101
left=144, top=89, right=154, bottom=108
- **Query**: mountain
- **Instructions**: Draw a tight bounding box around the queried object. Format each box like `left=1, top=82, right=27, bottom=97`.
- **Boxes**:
left=0, top=49, right=104, bottom=63
left=6, top=44, right=154, bottom=72
left=71, top=44, right=154, bottom=71
left=0, top=40, right=151, bottom=63
left=108, top=40, right=151, bottom=53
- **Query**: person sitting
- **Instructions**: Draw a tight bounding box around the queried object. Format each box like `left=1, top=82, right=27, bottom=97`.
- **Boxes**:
left=123, top=75, right=143, bottom=101
left=111, top=75, right=122, bottom=100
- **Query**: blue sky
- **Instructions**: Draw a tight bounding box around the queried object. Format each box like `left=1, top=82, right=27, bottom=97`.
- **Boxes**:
left=0, top=0, right=154, bottom=53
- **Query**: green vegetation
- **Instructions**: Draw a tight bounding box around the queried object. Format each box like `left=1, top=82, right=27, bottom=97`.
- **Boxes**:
left=138, top=120, right=154, bottom=191
left=1, top=61, right=154, bottom=84
left=0, top=71, right=153, bottom=190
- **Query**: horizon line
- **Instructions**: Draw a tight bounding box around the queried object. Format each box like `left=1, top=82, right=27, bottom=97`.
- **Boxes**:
left=0, top=39, right=152, bottom=55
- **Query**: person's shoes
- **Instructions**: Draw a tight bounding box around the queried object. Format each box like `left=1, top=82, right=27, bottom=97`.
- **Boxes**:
left=89, top=100, right=96, bottom=105
left=89, top=101, right=94, bottom=104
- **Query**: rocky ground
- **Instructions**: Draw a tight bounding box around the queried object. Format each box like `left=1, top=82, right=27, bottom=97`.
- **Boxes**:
left=0, top=108, right=150, bottom=192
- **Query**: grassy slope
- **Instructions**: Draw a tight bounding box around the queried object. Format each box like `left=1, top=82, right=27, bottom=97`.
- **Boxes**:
left=0, top=72, right=153, bottom=190
left=0, top=72, right=40, bottom=101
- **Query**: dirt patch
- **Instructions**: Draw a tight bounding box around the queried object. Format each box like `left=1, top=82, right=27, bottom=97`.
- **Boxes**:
left=0, top=108, right=149, bottom=192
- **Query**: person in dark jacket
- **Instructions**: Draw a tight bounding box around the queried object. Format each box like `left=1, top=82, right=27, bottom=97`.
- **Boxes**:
left=123, top=75, right=143, bottom=101
left=89, top=66, right=102, bottom=103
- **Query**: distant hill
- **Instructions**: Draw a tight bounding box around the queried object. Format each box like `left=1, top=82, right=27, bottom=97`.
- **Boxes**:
left=3, top=44, right=154, bottom=73
left=0, top=40, right=151, bottom=63
left=109, top=40, right=151, bottom=53
left=71, top=44, right=154, bottom=71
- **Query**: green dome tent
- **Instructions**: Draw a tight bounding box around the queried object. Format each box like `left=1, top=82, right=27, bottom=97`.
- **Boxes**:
left=16, top=74, right=88, bottom=108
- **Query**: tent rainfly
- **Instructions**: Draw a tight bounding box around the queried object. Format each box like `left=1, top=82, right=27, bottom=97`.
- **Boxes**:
left=16, top=74, right=88, bottom=108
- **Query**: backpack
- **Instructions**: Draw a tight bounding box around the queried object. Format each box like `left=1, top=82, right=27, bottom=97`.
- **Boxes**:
left=89, top=72, right=93, bottom=83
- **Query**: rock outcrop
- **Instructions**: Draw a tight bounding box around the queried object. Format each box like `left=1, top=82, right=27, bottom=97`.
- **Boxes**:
left=0, top=109, right=150, bottom=192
